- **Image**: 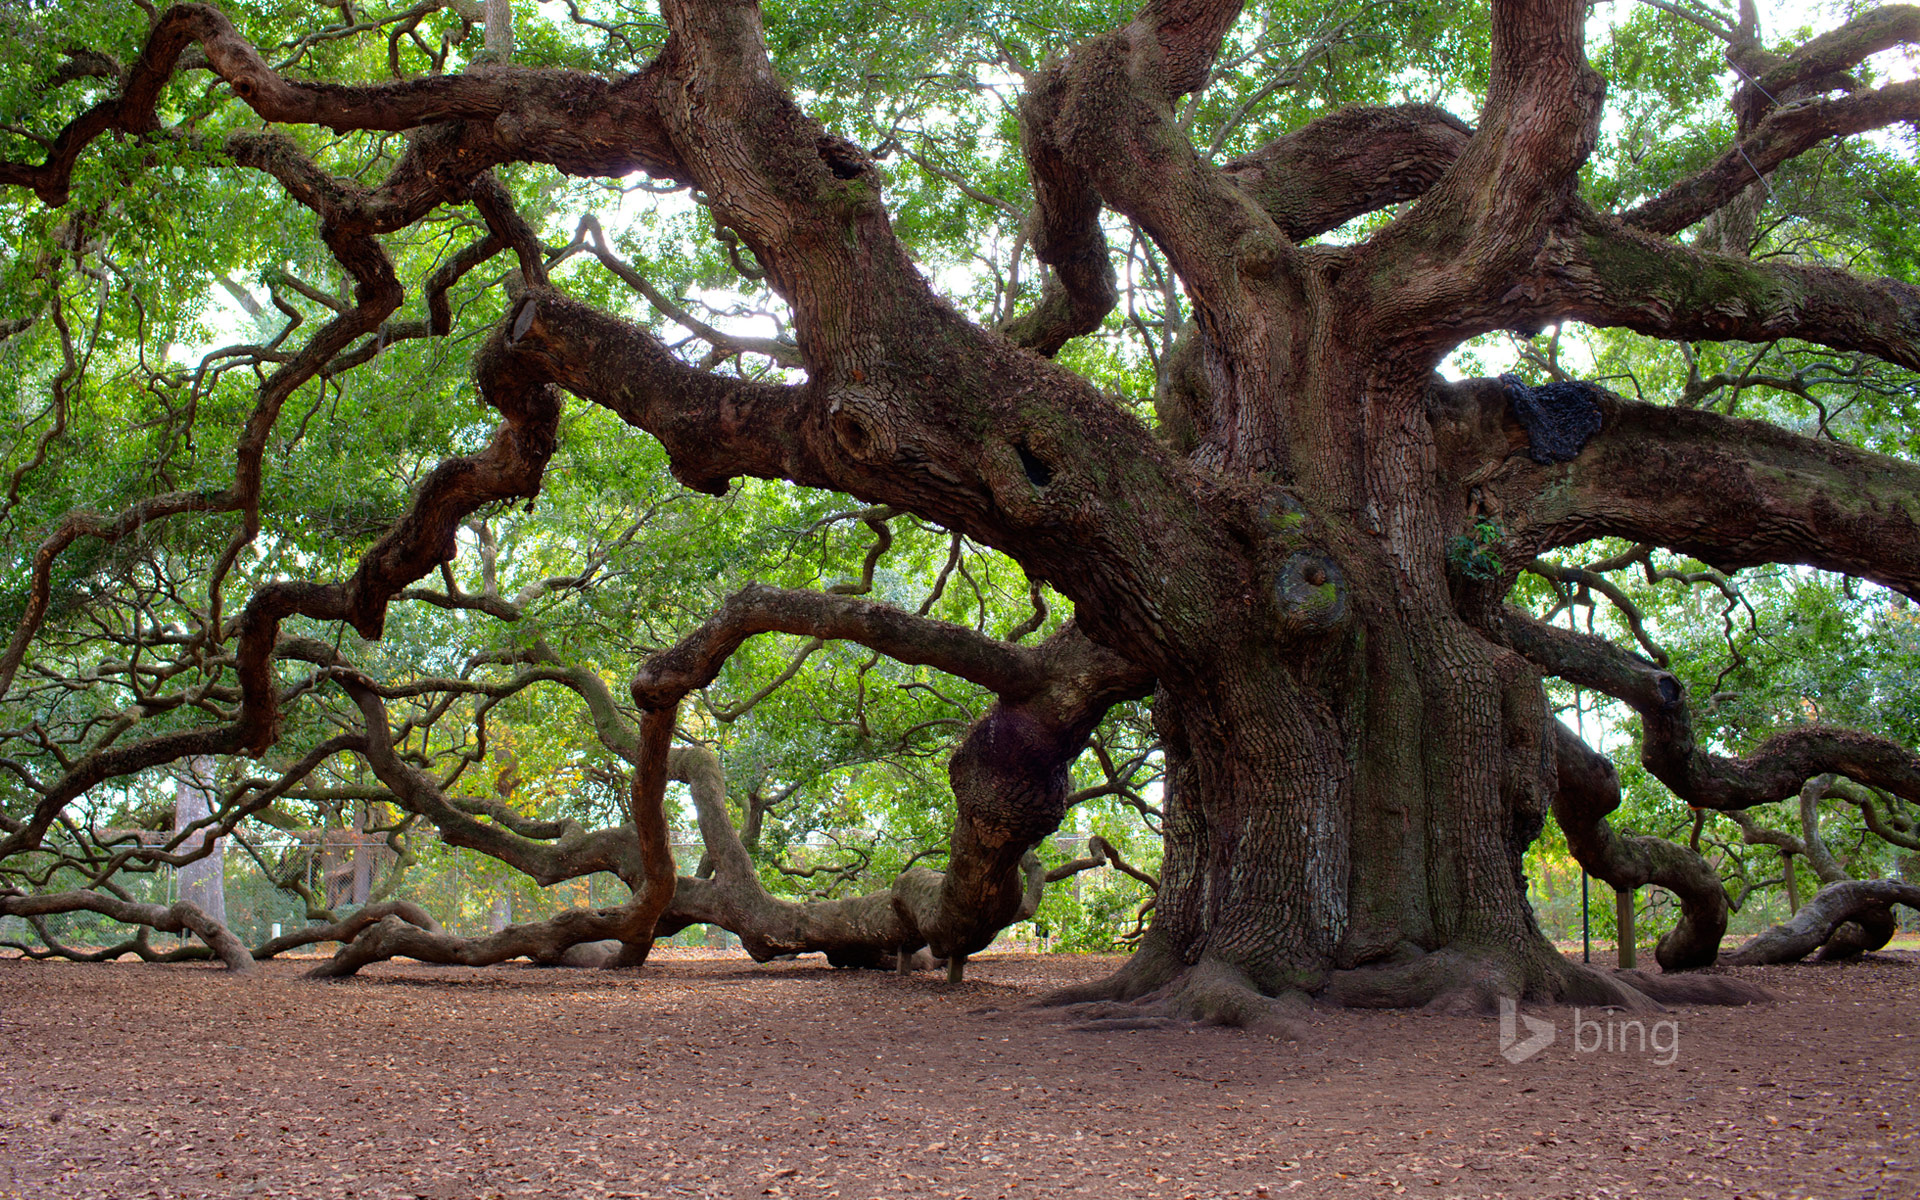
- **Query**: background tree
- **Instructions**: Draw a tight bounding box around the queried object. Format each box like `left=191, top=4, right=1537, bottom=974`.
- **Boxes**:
left=2, top=0, right=1918, bottom=1024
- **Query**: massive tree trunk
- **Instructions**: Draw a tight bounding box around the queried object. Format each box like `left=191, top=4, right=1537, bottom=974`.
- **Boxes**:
left=6, top=0, right=1920, bottom=1012
left=1051, top=401, right=1604, bottom=1017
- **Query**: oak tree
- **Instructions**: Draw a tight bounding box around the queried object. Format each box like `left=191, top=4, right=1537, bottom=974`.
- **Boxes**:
left=3, top=0, right=1918, bottom=1022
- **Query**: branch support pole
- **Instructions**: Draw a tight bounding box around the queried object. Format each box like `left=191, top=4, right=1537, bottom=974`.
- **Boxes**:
left=1582, top=869, right=1590, bottom=963
left=1616, top=884, right=1637, bottom=970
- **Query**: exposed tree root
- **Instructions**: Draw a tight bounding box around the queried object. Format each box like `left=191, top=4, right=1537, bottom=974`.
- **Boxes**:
left=1723, top=878, right=1920, bottom=966
left=1323, top=944, right=1673, bottom=1014
left=1612, top=969, right=1775, bottom=1006
left=1043, top=956, right=1314, bottom=1038
left=1039, top=934, right=1780, bottom=1029
left=1030, top=935, right=1311, bottom=1035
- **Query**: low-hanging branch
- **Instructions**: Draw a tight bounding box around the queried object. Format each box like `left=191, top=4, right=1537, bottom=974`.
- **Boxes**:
left=1550, top=721, right=1728, bottom=970
left=0, top=888, right=254, bottom=972
left=1723, top=878, right=1920, bottom=966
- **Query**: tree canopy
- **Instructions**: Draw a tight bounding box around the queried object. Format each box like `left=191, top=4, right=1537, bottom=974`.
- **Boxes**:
left=2, top=0, right=1918, bottom=1020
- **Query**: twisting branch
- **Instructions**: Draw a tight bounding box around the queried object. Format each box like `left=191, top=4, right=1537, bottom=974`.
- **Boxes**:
left=628, top=579, right=1150, bottom=965
left=655, top=743, right=921, bottom=967
left=1830, top=778, right=1920, bottom=852
left=1550, top=721, right=1727, bottom=969
left=1044, top=833, right=1161, bottom=891
left=251, top=901, right=442, bottom=960
left=324, top=667, right=648, bottom=887
left=1723, top=878, right=1920, bottom=966
left=305, top=696, right=679, bottom=979
left=1525, top=558, right=1670, bottom=666
left=632, top=584, right=1050, bottom=706
left=0, top=888, right=254, bottom=972
left=1430, top=377, right=1920, bottom=600
left=1507, top=611, right=1920, bottom=811
left=1540, top=206, right=1920, bottom=373
left=0, top=3, right=683, bottom=207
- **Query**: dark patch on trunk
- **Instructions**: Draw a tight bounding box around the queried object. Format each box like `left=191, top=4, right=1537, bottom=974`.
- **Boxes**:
left=1016, top=441, right=1053, bottom=488
left=816, top=135, right=869, bottom=180
left=1500, top=374, right=1605, bottom=464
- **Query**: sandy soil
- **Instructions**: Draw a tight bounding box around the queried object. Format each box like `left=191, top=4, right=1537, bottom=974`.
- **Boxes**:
left=0, top=948, right=1914, bottom=1200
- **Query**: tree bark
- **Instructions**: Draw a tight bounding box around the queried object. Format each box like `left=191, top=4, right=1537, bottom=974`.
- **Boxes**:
left=1549, top=721, right=1727, bottom=970
left=5, top=0, right=1917, bottom=1014
left=0, top=889, right=254, bottom=973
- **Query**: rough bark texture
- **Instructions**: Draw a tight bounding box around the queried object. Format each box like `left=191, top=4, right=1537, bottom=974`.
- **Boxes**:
left=4, top=0, right=1919, bottom=1008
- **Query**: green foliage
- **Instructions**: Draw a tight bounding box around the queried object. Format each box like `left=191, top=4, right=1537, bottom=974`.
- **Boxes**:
left=1445, top=518, right=1504, bottom=581
left=0, top=0, right=1915, bottom=959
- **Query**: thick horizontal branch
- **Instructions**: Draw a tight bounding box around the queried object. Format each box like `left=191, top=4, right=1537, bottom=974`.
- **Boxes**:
left=1722, top=877, right=1920, bottom=966
left=1735, top=5, right=1920, bottom=120
left=1547, top=394, right=1920, bottom=594
left=252, top=901, right=442, bottom=959
left=506, top=289, right=1219, bottom=677
left=1545, top=207, right=1920, bottom=370
left=1431, top=377, right=1920, bottom=598
left=1507, top=611, right=1920, bottom=811
left=0, top=888, right=253, bottom=972
left=307, top=897, right=665, bottom=979
left=630, top=584, right=1049, bottom=708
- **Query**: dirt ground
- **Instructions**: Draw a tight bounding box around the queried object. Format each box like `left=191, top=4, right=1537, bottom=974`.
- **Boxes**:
left=0, top=948, right=1915, bottom=1200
